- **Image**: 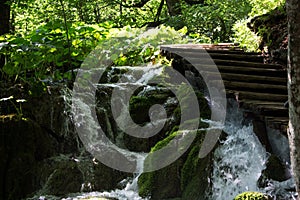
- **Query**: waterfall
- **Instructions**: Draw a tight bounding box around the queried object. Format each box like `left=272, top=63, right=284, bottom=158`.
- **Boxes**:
left=210, top=100, right=297, bottom=200
left=96, top=154, right=147, bottom=200
left=211, top=100, right=267, bottom=199
left=65, top=155, right=148, bottom=200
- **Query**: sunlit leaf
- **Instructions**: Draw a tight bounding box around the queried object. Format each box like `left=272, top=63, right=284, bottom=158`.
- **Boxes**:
left=49, top=48, right=57, bottom=53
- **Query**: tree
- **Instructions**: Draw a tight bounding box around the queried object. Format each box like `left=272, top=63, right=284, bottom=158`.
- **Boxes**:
left=0, top=0, right=10, bottom=69
left=287, top=0, right=300, bottom=196
left=165, top=0, right=182, bottom=16
left=0, top=0, right=10, bottom=35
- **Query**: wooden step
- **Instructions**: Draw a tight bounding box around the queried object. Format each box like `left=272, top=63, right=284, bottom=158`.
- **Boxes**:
left=265, top=116, right=288, bottom=130
left=239, top=100, right=288, bottom=117
left=182, top=58, right=284, bottom=69
left=257, top=105, right=288, bottom=117
left=161, top=43, right=242, bottom=50
left=174, top=52, right=263, bottom=63
left=227, top=90, right=288, bottom=102
left=202, top=72, right=287, bottom=85
left=185, top=64, right=286, bottom=77
left=209, top=81, right=287, bottom=94
left=239, top=99, right=286, bottom=107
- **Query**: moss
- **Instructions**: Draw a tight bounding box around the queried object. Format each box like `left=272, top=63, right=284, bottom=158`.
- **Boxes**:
left=180, top=131, right=212, bottom=200
left=181, top=145, right=200, bottom=189
left=234, top=192, right=270, bottom=200
left=138, top=130, right=212, bottom=200
left=138, top=130, right=182, bottom=199
left=150, top=130, right=179, bottom=152
left=137, top=88, right=213, bottom=199
left=138, top=171, right=156, bottom=197
left=129, top=90, right=173, bottom=124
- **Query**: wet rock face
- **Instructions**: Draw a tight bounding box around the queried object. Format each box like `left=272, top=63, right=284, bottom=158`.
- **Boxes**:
left=0, top=118, right=57, bottom=200
left=263, top=155, right=292, bottom=182
left=258, top=154, right=292, bottom=189
left=25, top=86, right=78, bottom=154
left=0, top=84, right=130, bottom=199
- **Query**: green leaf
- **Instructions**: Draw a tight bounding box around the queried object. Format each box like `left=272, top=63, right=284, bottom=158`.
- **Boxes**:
left=49, top=48, right=57, bottom=53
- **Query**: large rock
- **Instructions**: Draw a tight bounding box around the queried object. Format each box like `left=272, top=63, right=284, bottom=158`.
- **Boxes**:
left=0, top=117, right=57, bottom=200
left=138, top=130, right=214, bottom=200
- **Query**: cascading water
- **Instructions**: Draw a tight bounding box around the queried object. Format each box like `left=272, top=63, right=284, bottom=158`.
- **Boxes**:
left=67, top=154, right=147, bottom=200
left=210, top=100, right=297, bottom=200
left=31, top=62, right=298, bottom=200
left=211, top=101, right=267, bottom=199
left=64, top=64, right=164, bottom=200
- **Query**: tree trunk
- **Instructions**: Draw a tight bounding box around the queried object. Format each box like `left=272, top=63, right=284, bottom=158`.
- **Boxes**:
left=0, top=0, right=10, bottom=70
left=0, top=0, right=10, bottom=35
left=165, top=0, right=182, bottom=16
left=287, top=0, right=300, bottom=197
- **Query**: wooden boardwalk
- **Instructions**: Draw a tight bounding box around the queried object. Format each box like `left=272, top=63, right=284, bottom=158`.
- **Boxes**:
left=160, top=44, right=288, bottom=135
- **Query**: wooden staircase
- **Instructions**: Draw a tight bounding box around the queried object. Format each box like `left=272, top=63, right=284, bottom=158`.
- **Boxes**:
left=160, top=44, right=288, bottom=134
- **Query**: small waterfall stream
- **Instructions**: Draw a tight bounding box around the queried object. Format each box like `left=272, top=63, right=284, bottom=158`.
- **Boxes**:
left=211, top=100, right=267, bottom=199
left=31, top=63, right=297, bottom=200
left=68, top=155, right=147, bottom=200
left=210, top=100, right=297, bottom=200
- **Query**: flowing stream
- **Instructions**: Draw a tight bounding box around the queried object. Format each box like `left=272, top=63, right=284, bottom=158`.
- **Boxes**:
left=210, top=100, right=267, bottom=199
left=66, top=99, right=296, bottom=200
left=65, top=155, right=147, bottom=200
left=31, top=64, right=297, bottom=200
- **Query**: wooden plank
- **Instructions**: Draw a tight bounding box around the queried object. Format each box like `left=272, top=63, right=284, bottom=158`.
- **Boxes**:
left=239, top=99, right=286, bottom=107
left=175, top=52, right=264, bottom=62
left=201, top=72, right=287, bottom=85
left=185, top=64, right=286, bottom=77
left=212, top=81, right=288, bottom=94
left=183, top=58, right=284, bottom=69
left=227, top=90, right=288, bottom=102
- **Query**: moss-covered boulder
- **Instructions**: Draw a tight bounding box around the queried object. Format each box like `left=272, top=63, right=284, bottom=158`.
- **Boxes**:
left=234, top=191, right=271, bottom=200
left=181, top=144, right=213, bottom=200
left=129, top=88, right=174, bottom=124
left=137, top=86, right=213, bottom=200
left=138, top=129, right=214, bottom=200
left=39, top=161, right=84, bottom=196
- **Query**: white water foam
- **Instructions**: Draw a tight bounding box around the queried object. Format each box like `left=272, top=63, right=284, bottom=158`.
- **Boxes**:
left=64, top=154, right=148, bottom=200
left=211, top=102, right=267, bottom=200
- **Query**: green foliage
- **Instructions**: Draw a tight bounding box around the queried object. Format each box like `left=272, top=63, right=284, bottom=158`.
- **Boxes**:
left=0, top=21, right=110, bottom=83
left=11, top=0, right=165, bottom=35
left=248, top=0, right=285, bottom=17
left=232, top=0, right=284, bottom=51
left=232, top=20, right=260, bottom=52
left=180, top=0, right=252, bottom=42
left=100, top=25, right=187, bottom=66
left=234, top=191, right=270, bottom=200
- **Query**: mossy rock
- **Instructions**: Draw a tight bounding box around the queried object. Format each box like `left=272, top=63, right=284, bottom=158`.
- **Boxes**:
left=0, top=118, right=57, bottom=200
left=138, top=158, right=184, bottom=200
left=138, top=130, right=213, bottom=200
left=129, top=88, right=174, bottom=124
left=138, top=131, right=184, bottom=199
left=41, top=162, right=83, bottom=196
left=181, top=143, right=212, bottom=200
left=234, top=191, right=270, bottom=200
